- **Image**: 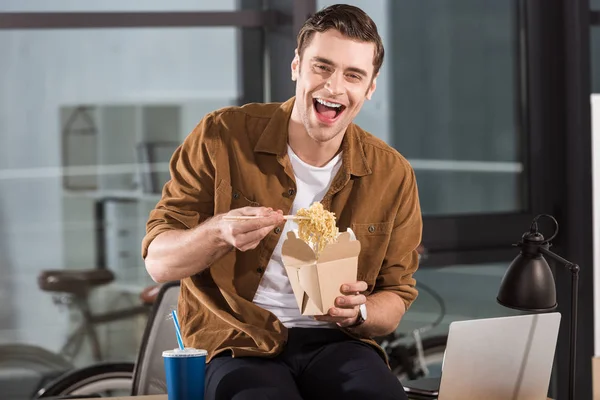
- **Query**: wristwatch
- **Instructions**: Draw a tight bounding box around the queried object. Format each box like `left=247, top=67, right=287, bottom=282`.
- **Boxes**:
left=349, top=303, right=368, bottom=328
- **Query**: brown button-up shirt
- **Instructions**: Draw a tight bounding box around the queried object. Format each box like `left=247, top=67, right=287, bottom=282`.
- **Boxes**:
left=142, top=97, right=422, bottom=362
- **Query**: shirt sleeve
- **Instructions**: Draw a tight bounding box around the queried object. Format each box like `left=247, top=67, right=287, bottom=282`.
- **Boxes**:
left=141, top=113, right=219, bottom=259
left=373, top=164, right=423, bottom=310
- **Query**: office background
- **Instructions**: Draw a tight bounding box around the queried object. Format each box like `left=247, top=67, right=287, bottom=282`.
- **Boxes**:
left=0, top=0, right=599, bottom=398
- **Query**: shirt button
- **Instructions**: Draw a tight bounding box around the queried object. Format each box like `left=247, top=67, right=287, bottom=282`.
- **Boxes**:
left=233, top=192, right=240, bottom=199
left=368, top=225, right=375, bottom=233
left=256, top=267, right=264, bottom=273
left=288, top=189, right=295, bottom=196
left=274, top=227, right=282, bottom=234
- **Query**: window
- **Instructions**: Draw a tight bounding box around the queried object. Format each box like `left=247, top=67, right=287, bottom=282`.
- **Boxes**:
left=0, top=0, right=236, bottom=12
left=0, top=26, right=237, bottom=370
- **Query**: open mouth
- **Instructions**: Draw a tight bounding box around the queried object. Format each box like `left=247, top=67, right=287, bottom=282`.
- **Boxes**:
left=313, top=98, right=346, bottom=124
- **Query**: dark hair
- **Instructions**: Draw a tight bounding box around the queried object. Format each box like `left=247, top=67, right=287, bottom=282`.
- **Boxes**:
left=296, top=4, right=384, bottom=76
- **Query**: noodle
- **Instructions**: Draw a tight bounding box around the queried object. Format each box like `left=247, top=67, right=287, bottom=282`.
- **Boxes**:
left=296, top=202, right=339, bottom=258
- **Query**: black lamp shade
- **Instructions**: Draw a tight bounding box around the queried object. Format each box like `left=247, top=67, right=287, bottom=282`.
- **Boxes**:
left=497, top=215, right=578, bottom=400
left=497, top=253, right=558, bottom=312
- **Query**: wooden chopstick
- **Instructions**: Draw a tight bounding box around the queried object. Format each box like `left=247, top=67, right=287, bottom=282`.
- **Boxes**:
left=223, top=215, right=309, bottom=221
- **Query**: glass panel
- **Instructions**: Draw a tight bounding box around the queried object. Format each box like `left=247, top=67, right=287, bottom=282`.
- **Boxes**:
left=0, top=26, right=237, bottom=397
left=317, top=0, right=526, bottom=216
left=393, top=263, right=525, bottom=382
left=0, top=0, right=236, bottom=12
left=592, top=26, right=600, bottom=93
left=417, top=169, right=523, bottom=215
left=592, top=0, right=600, bottom=91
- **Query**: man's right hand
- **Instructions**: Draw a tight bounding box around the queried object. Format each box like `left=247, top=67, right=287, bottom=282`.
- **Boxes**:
left=217, top=207, right=284, bottom=252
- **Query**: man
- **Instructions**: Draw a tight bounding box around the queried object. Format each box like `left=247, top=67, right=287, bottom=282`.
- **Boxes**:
left=142, top=4, right=422, bottom=400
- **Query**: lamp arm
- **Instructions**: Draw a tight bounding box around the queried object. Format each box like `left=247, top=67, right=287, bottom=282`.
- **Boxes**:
left=538, top=246, right=580, bottom=273
left=538, top=246, right=579, bottom=400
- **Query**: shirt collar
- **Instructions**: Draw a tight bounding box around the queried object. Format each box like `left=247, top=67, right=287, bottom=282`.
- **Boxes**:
left=254, top=96, right=371, bottom=177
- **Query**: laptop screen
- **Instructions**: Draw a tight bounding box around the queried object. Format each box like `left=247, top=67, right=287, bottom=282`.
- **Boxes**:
left=438, top=312, right=560, bottom=400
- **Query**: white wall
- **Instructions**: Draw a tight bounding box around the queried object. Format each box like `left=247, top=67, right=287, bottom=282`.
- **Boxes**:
left=0, top=0, right=238, bottom=350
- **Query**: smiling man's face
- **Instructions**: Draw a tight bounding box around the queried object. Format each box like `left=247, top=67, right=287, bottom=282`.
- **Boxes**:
left=291, top=29, right=377, bottom=144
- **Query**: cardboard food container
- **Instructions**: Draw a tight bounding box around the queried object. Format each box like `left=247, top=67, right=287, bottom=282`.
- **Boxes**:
left=281, top=230, right=361, bottom=316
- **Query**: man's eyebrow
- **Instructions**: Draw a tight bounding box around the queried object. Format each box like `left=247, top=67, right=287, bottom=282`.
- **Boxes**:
left=311, top=56, right=369, bottom=77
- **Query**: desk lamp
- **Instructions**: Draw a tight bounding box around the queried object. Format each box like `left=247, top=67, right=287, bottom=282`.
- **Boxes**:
left=497, top=214, right=579, bottom=400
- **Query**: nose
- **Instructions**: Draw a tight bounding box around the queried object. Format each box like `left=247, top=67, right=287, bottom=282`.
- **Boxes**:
left=325, top=71, right=344, bottom=96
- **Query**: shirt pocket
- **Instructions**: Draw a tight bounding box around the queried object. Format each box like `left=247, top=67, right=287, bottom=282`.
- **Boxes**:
left=350, top=221, right=394, bottom=292
left=214, top=179, right=260, bottom=215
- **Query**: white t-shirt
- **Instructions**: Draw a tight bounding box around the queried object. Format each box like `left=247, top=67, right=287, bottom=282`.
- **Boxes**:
left=252, top=145, right=343, bottom=328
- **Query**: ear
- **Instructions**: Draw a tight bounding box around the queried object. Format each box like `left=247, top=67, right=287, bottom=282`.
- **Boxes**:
left=365, top=73, right=378, bottom=100
left=291, top=49, right=300, bottom=81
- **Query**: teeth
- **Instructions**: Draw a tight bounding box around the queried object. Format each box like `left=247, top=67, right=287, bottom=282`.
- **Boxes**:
left=316, top=98, right=342, bottom=108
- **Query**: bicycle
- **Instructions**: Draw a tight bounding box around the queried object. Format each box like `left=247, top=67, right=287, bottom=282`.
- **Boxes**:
left=36, top=281, right=449, bottom=398
left=32, top=280, right=448, bottom=398
left=31, top=247, right=449, bottom=397
left=377, top=281, right=449, bottom=383
left=0, top=268, right=158, bottom=399
left=377, top=246, right=449, bottom=383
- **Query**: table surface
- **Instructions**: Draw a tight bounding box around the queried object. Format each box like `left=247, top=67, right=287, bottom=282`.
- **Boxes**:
left=71, top=396, right=553, bottom=400
left=77, top=397, right=167, bottom=400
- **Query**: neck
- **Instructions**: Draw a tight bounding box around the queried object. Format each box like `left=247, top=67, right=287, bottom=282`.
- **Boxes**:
left=288, top=108, right=344, bottom=167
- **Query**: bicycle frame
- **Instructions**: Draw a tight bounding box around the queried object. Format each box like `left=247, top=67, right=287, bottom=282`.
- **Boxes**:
left=59, top=294, right=149, bottom=362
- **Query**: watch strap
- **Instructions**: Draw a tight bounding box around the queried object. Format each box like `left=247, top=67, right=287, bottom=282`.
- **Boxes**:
left=347, top=304, right=366, bottom=328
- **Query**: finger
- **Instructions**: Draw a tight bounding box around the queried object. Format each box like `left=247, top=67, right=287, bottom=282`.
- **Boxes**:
left=313, top=315, right=342, bottom=323
left=341, top=281, right=368, bottom=294
left=232, top=224, right=280, bottom=250
left=236, top=235, right=266, bottom=251
left=314, top=315, right=355, bottom=326
left=236, top=206, right=273, bottom=216
left=231, top=214, right=283, bottom=232
left=327, top=306, right=358, bottom=319
left=238, top=240, right=261, bottom=252
left=239, top=220, right=286, bottom=249
left=335, top=294, right=366, bottom=308
left=336, top=319, right=361, bottom=328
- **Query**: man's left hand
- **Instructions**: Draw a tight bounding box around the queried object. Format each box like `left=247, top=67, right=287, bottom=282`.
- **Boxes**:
left=314, top=281, right=367, bottom=328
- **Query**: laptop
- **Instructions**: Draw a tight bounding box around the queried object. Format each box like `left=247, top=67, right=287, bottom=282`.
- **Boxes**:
left=403, top=312, right=561, bottom=400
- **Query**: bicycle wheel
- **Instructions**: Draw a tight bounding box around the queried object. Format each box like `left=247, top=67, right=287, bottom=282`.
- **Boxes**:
left=0, top=344, right=73, bottom=400
left=390, top=335, right=448, bottom=382
left=36, top=362, right=134, bottom=398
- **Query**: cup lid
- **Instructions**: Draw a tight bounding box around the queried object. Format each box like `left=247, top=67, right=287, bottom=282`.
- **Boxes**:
left=162, top=348, right=208, bottom=357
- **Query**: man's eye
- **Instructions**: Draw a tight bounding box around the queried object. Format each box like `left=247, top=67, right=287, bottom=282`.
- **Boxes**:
left=316, top=64, right=330, bottom=72
left=347, top=74, right=361, bottom=81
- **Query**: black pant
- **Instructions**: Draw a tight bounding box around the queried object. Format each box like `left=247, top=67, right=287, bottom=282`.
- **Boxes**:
left=205, top=328, right=408, bottom=400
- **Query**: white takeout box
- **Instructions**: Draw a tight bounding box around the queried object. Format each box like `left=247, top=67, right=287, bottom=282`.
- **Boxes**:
left=281, top=230, right=361, bottom=316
